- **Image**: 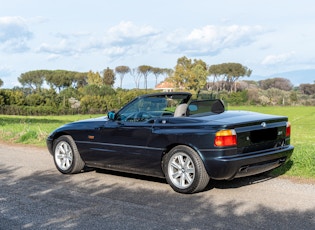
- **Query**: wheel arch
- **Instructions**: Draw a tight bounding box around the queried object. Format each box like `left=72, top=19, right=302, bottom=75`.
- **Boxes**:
left=53, top=131, right=72, bottom=142
left=161, top=143, right=208, bottom=175
left=48, top=131, right=72, bottom=154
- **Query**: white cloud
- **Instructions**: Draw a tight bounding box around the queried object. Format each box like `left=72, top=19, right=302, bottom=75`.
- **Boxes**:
left=107, top=21, right=160, bottom=46
left=36, top=21, right=160, bottom=60
left=103, top=46, right=127, bottom=58
left=37, top=39, right=80, bottom=56
left=166, top=25, right=264, bottom=56
left=261, top=52, right=295, bottom=65
left=37, top=33, right=92, bottom=57
left=0, top=16, right=33, bottom=52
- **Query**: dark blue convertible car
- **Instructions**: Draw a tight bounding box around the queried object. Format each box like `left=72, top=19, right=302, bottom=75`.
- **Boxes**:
left=47, top=92, right=294, bottom=193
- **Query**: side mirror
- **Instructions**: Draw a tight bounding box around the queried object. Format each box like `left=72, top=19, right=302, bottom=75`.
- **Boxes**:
left=107, top=111, right=116, bottom=120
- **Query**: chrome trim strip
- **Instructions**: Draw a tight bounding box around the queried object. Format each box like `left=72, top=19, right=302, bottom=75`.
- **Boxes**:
left=76, top=141, right=164, bottom=151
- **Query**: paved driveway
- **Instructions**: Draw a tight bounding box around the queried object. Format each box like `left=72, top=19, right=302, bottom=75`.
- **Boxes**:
left=0, top=142, right=314, bottom=229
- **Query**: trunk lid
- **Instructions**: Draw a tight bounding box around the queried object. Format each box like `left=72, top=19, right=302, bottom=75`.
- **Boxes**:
left=203, top=111, right=289, bottom=153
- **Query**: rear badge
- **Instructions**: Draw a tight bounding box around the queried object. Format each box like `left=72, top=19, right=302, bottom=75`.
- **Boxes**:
left=261, top=122, right=267, bottom=128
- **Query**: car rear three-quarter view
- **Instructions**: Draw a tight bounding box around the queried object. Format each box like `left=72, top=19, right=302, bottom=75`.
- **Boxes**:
left=47, top=92, right=294, bottom=194
left=190, top=111, right=293, bottom=181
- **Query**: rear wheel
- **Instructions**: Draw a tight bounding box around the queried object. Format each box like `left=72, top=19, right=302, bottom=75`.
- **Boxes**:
left=163, top=145, right=210, bottom=194
left=53, top=135, right=85, bottom=174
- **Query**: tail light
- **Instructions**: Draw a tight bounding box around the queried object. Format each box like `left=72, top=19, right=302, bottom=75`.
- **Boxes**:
left=215, top=129, right=237, bottom=147
left=286, top=122, right=291, bottom=137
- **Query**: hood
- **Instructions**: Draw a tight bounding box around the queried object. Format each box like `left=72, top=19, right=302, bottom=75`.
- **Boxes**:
left=71, top=116, right=108, bottom=124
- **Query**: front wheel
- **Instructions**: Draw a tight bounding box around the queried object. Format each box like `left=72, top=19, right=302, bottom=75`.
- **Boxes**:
left=53, top=135, right=85, bottom=174
left=163, top=145, right=210, bottom=194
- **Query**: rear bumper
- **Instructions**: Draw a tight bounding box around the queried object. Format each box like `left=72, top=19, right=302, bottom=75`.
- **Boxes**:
left=203, top=145, right=294, bottom=180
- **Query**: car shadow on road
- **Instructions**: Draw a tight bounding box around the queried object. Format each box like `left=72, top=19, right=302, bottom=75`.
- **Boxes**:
left=93, top=159, right=293, bottom=192
left=94, top=168, right=168, bottom=184
left=94, top=168, right=273, bottom=190
left=207, top=175, right=274, bottom=190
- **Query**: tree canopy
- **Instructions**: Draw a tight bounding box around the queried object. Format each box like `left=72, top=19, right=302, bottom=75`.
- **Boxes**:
left=45, top=70, right=84, bottom=91
left=137, top=65, right=152, bottom=90
left=170, top=56, right=208, bottom=93
left=103, top=67, right=115, bottom=86
left=18, top=70, right=46, bottom=91
left=115, top=66, right=130, bottom=88
left=87, top=71, right=103, bottom=86
left=258, top=78, right=293, bottom=91
left=208, top=63, right=252, bottom=92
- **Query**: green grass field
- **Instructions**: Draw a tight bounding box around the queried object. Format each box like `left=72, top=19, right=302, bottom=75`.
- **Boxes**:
left=0, top=114, right=100, bottom=145
left=0, top=106, right=314, bottom=179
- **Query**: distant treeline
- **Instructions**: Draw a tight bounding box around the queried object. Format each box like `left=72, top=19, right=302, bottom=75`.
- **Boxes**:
left=0, top=56, right=314, bottom=116
left=0, top=81, right=314, bottom=116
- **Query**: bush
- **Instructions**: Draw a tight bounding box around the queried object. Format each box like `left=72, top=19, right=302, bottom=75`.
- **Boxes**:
left=223, top=91, right=248, bottom=105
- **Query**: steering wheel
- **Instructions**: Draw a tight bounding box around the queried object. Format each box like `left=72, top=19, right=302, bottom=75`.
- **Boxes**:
left=125, top=112, right=151, bottom=122
left=138, top=112, right=151, bottom=121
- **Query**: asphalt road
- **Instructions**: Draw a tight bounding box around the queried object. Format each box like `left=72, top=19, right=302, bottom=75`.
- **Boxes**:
left=0, top=142, right=314, bottom=230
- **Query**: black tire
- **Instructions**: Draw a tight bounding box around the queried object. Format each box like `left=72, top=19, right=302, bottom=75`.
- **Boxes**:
left=163, top=145, right=210, bottom=194
left=53, top=135, right=85, bottom=174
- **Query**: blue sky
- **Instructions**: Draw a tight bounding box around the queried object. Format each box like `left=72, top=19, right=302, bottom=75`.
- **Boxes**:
left=1, top=0, right=315, bottom=88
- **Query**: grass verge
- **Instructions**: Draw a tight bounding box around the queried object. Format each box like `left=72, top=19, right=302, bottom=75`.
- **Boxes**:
left=0, top=114, right=100, bottom=146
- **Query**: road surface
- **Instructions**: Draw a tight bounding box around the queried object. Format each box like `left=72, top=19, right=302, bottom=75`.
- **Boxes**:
left=0, top=142, right=314, bottom=229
